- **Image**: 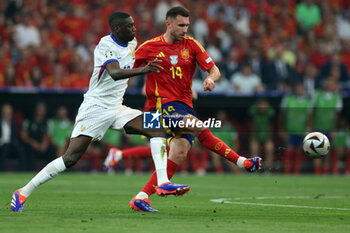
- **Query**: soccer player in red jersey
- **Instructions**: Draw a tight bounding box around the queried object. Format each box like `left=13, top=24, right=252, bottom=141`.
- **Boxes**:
left=105, top=6, right=262, bottom=212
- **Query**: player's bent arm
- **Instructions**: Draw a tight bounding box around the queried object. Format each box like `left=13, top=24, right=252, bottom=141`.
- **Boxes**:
left=203, top=65, right=220, bottom=91
left=105, top=59, right=162, bottom=81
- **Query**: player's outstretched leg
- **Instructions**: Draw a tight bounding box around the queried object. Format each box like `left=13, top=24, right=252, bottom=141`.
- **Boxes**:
left=10, top=136, right=91, bottom=212
left=103, top=146, right=152, bottom=171
left=103, top=147, right=122, bottom=171
left=197, top=128, right=262, bottom=172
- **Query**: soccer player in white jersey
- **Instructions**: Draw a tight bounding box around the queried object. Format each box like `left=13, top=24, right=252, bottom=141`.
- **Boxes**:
left=11, top=12, right=189, bottom=213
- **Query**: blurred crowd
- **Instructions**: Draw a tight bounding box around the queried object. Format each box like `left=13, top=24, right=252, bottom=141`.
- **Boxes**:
left=1, top=0, right=350, bottom=174
left=0, top=0, right=350, bottom=94
left=1, top=95, right=349, bottom=174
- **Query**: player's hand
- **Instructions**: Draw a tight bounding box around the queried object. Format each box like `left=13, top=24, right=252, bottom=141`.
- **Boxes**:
left=144, top=59, right=163, bottom=73
left=203, top=77, right=215, bottom=91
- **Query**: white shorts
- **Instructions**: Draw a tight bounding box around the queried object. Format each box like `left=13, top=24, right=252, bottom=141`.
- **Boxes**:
left=71, top=103, right=142, bottom=141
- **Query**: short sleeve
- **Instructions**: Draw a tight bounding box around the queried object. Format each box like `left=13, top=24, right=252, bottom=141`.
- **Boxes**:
left=191, top=39, right=215, bottom=72
left=134, top=42, right=148, bottom=68
left=95, top=41, right=119, bottom=67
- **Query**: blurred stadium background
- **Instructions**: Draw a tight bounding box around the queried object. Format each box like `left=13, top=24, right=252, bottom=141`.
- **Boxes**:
left=1, top=0, right=350, bottom=175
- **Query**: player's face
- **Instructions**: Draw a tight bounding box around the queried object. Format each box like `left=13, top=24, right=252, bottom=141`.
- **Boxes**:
left=168, top=15, right=190, bottom=42
left=119, top=16, right=136, bottom=42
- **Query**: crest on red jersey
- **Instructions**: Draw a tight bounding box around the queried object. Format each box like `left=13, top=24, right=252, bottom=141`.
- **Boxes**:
left=181, top=48, right=190, bottom=62
left=170, top=55, right=178, bottom=65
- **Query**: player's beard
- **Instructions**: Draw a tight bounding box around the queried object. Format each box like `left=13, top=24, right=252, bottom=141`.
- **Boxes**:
left=171, top=31, right=184, bottom=42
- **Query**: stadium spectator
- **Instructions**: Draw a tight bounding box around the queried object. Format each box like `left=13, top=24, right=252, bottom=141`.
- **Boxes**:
left=223, top=47, right=241, bottom=79
left=13, top=12, right=41, bottom=49
left=192, top=8, right=209, bottom=46
left=266, top=44, right=295, bottom=90
left=318, top=53, right=349, bottom=88
left=44, top=63, right=66, bottom=89
left=336, top=8, right=350, bottom=40
left=57, top=4, right=91, bottom=43
left=245, top=48, right=269, bottom=85
left=20, top=102, right=56, bottom=170
left=249, top=99, right=275, bottom=171
left=15, top=48, right=38, bottom=86
left=312, top=78, right=343, bottom=174
left=231, top=7, right=250, bottom=36
left=0, top=103, right=25, bottom=171
left=154, top=0, right=180, bottom=27
left=333, top=116, right=350, bottom=174
left=231, top=63, right=264, bottom=94
left=26, top=66, right=44, bottom=88
left=48, top=106, right=73, bottom=157
left=2, top=63, right=16, bottom=87
left=301, top=64, right=318, bottom=96
left=279, top=82, right=312, bottom=174
left=309, top=39, right=330, bottom=69
left=295, top=0, right=321, bottom=31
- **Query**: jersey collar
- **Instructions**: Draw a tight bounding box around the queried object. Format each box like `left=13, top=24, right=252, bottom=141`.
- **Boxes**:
left=110, top=33, right=128, bottom=47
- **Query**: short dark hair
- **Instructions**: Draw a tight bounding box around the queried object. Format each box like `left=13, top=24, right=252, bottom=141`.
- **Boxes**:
left=109, top=12, right=131, bottom=29
left=166, top=6, right=190, bottom=20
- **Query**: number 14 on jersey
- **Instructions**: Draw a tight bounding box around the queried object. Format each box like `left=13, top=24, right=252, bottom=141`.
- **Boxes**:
left=170, top=66, right=183, bottom=79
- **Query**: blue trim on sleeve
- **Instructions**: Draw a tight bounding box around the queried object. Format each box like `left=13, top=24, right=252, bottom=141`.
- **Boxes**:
left=97, top=67, right=105, bottom=81
left=110, top=33, right=128, bottom=47
left=103, top=59, right=119, bottom=66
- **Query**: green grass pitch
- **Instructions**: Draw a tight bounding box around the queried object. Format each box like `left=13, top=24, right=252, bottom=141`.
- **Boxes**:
left=1, top=173, right=350, bottom=233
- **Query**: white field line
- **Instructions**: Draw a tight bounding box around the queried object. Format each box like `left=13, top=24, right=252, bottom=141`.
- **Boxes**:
left=210, top=196, right=350, bottom=211
left=227, top=195, right=348, bottom=201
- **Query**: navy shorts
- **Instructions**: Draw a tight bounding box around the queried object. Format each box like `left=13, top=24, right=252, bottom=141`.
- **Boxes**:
left=287, top=134, right=304, bottom=147
left=161, top=101, right=196, bottom=146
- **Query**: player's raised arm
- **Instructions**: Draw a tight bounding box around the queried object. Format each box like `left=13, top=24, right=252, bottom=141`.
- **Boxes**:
left=203, top=65, right=220, bottom=91
left=105, top=59, right=163, bottom=81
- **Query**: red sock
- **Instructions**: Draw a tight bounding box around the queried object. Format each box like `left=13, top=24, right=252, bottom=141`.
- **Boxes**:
left=188, top=150, right=198, bottom=172
left=122, top=146, right=151, bottom=159
left=345, top=152, right=350, bottom=174
left=214, top=165, right=224, bottom=173
left=198, top=128, right=240, bottom=164
left=141, top=159, right=179, bottom=196
left=293, top=150, right=303, bottom=174
left=283, top=149, right=293, bottom=174
left=199, top=150, right=209, bottom=170
left=331, top=150, right=338, bottom=174
left=314, top=164, right=322, bottom=174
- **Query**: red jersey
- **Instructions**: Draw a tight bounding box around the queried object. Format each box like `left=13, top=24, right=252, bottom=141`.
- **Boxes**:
left=135, top=35, right=215, bottom=111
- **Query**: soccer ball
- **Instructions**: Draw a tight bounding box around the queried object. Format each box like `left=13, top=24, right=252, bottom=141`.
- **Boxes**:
left=302, top=132, right=330, bottom=158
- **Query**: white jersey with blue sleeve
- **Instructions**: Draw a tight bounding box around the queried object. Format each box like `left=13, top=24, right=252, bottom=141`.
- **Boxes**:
left=71, top=34, right=141, bottom=141
left=83, top=34, right=137, bottom=108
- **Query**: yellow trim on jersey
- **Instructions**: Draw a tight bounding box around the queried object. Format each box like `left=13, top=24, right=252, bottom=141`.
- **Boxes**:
left=183, top=35, right=206, bottom=53
left=136, top=36, right=162, bottom=51
left=192, top=39, right=206, bottom=53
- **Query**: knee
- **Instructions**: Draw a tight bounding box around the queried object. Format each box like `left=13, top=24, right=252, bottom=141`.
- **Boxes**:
left=169, top=149, right=188, bottom=164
